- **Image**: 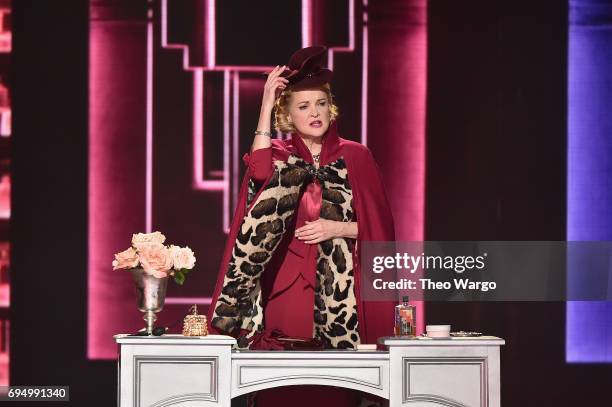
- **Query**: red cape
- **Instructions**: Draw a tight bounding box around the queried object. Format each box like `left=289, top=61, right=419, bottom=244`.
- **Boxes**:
left=207, top=121, right=396, bottom=345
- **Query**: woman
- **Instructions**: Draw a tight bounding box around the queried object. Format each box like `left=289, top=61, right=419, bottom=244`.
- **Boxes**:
left=208, top=46, right=395, bottom=406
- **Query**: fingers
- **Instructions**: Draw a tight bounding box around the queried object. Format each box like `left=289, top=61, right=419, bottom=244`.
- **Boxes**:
left=268, top=70, right=289, bottom=89
left=301, top=231, right=321, bottom=243
left=274, top=77, right=288, bottom=90
left=275, top=78, right=289, bottom=90
left=297, top=230, right=319, bottom=240
left=269, top=65, right=281, bottom=79
left=264, top=67, right=278, bottom=84
left=267, top=65, right=288, bottom=81
left=304, top=236, right=324, bottom=244
left=267, top=76, right=289, bottom=96
left=295, top=219, right=326, bottom=236
left=295, top=224, right=316, bottom=234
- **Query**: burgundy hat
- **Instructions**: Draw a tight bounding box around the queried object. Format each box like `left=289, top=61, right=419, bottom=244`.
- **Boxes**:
left=279, top=46, right=333, bottom=89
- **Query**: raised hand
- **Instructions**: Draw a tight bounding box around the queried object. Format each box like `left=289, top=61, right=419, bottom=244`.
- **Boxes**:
left=261, top=65, right=289, bottom=111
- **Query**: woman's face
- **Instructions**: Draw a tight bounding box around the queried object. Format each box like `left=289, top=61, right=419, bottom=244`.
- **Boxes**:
left=287, top=88, right=330, bottom=139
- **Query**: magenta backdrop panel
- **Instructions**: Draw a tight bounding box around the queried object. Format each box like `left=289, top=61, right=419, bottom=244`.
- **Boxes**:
left=366, top=0, right=427, bottom=333
left=88, top=8, right=149, bottom=358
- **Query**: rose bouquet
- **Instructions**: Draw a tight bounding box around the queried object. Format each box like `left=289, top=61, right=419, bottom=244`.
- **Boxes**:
left=112, top=231, right=196, bottom=285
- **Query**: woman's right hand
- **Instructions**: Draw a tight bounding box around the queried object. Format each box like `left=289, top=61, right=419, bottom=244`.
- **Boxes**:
left=252, top=66, right=287, bottom=153
left=262, top=65, right=289, bottom=111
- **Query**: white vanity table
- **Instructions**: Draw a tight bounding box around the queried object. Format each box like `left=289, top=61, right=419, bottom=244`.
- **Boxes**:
left=115, top=334, right=504, bottom=407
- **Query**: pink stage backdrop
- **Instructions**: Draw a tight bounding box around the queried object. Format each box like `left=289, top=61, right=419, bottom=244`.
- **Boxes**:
left=88, top=0, right=427, bottom=359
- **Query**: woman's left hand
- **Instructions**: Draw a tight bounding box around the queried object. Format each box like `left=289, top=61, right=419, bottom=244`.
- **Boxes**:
left=295, top=219, right=343, bottom=244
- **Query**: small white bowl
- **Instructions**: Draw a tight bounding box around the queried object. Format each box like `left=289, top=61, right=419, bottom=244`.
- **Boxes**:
left=426, top=325, right=451, bottom=338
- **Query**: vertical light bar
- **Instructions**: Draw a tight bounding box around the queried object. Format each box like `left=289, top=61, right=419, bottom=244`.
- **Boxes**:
left=566, top=0, right=612, bottom=363
left=193, top=70, right=204, bottom=186
left=223, top=70, right=230, bottom=232
left=161, top=0, right=168, bottom=44
left=361, top=0, right=369, bottom=145
left=232, top=71, right=240, bottom=222
left=146, top=6, right=154, bottom=232
left=302, top=0, right=312, bottom=47
left=349, top=0, right=355, bottom=49
left=206, top=0, right=216, bottom=68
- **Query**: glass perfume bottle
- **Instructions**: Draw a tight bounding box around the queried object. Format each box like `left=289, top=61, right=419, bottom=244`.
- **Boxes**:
left=395, top=296, right=416, bottom=337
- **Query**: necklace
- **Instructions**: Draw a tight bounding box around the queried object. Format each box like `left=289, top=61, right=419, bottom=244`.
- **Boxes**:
left=306, top=138, right=322, bottom=164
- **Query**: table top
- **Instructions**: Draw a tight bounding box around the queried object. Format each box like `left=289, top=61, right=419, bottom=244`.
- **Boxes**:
left=114, top=334, right=237, bottom=345
left=379, top=335, right=505, bottom=346
left=115, top=334, right=505, bottom=347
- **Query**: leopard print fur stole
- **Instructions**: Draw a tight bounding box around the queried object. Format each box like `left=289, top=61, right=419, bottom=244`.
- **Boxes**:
left=211, top=154, right=361, bottom=349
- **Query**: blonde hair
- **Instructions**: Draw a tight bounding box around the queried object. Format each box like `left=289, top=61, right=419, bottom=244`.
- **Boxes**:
left=273, top=83, right=339, bottom=133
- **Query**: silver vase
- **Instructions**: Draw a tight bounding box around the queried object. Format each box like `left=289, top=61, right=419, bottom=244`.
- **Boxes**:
left=130, top=267, right=169, bottom=335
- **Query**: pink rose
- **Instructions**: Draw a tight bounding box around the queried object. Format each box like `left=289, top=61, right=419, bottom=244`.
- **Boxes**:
left=112, top=247, right=140, bottom=270
left=138, top=243, right=173, bottom=278
left=131, top=231, right=166, bottom=250
left=170, top=245, right=196, bottom=270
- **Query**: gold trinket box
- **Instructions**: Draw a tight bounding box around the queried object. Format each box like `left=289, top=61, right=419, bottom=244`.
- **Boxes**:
left=182, top=305, right=208, bottom=336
